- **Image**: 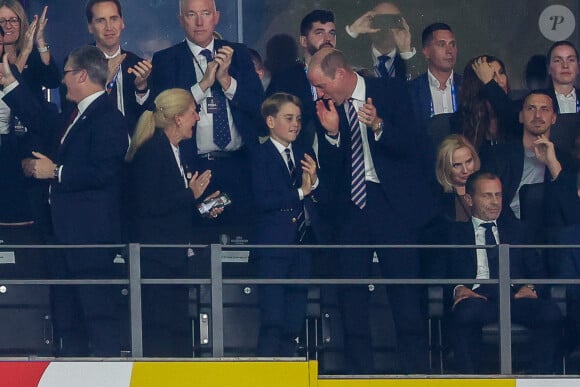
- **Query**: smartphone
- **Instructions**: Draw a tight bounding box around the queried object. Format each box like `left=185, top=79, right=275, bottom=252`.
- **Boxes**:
left=371, top=14, right=403, bottom=30
left=197, top=193, right=232, bottom=215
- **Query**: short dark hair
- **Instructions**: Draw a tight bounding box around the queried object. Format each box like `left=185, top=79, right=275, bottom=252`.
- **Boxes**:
left=546, top=40, right=579, bottom=63
left=521, top=89, right=559, bottom=114
left=67, top=45, right=109, bottom=87
left=85, top=0, right=122, bottom=23
left=300, top=9, right=335, bottom=36
left=421, top=22, right=453, bottom=47
left=248, top=48, right=264, bottom=71
left=465, top=171, right=500, bottom=196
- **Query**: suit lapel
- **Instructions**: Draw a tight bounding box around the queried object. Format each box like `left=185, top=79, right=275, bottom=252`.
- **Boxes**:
left=59, top=95, right=105, bottom=154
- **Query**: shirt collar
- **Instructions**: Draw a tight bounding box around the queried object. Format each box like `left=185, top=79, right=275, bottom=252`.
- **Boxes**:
left=427, top=68, right=454, bottom=90
left=77, top=91, right=106, bottom=116
left=350, top=73, right=366, bottom=103
left=270, top=137, right=293, bottom=155
left=471, top=216, right=497, bottom=231
left=372, top=46, right=397, bottom=66
left=555, top=88, right=576, bottom=100
left=103, top=46, right=122, bottom=59
left=186, top=37, right=215, bottom=57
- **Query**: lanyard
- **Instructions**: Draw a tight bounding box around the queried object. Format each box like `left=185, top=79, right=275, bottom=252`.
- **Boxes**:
left=106, top=66, right=121, bottom=94
left=430, top=81, right=457, bottom=117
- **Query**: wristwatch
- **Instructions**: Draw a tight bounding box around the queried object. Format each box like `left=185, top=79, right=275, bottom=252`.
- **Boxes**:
left=373, top=120, right=384, bottom=133
left=53, top=165, right=60, bottom=179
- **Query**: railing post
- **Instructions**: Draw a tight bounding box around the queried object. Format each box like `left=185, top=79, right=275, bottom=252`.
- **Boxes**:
left=128, top=243, right=143, bottom=357
left=210, top=243, right=224, bottom=357
left=498, top=243, right=512, bottom=375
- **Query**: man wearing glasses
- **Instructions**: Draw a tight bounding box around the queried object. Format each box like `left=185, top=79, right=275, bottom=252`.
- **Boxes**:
left=6, top=45, right=128, bottom=357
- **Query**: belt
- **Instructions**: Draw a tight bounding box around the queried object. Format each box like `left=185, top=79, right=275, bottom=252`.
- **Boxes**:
left=197, top=150, right=240, bottom=160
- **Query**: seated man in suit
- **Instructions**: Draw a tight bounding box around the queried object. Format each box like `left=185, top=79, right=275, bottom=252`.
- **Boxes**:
left=4, top=46, right=129, bottom=356
left=252, top=93, right=322, bottom=357
left=448, top=171, right=562, bottom=374
left=481, top=90, right=567, bottom=221
left=557, top=169, right=580, bottom=360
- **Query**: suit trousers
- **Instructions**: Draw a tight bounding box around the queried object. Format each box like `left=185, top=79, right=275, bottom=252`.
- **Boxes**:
left=452, top=296, right=562, bottom=374
left=335, top=182, right=428, bottom=374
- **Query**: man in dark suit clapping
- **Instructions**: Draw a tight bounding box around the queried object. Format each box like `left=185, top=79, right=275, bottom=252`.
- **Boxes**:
left=3, top=45, right=128, bottom=356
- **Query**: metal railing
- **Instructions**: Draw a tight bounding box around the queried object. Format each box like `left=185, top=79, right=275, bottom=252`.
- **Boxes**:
left=1, top=242, right=580, bottom=375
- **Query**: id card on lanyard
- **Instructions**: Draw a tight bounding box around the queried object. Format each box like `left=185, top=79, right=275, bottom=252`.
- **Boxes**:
left=430, top=81, right=457, bottom=117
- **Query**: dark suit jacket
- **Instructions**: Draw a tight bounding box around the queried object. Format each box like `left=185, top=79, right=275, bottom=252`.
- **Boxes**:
left=4, top=86, right=128, bottom=245
left=408, top=71, right=463, bottom=131
left=251, top=139, right=325, bottom=250
left=316, top=76, right=434, bottom=234
left=149, top=39, right=264, bottom=163
left=558, top=223, right=580, bottom=300
left=446, top=218, right=545, bottom=300
left=545, top=168, right=580, bottom=232
left=547, top=86, right=580, bottom=114
left=480, top=140, right=570, bottom=221
left=128, top=129, right=198, bottom=244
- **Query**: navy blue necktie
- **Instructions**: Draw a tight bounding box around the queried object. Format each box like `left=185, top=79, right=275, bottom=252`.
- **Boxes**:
left=376, top=55, right=392, bottom=78
left=480, top=222, right=498, bottom=279
left=200, top=49, right=231, bottom=149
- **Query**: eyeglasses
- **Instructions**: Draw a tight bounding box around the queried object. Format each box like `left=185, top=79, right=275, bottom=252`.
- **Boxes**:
left=0, top=17, right=20, bottom=27
left=62, top=69, right=82, bottom=79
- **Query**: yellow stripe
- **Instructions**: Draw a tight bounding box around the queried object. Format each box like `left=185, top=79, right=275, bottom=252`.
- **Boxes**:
left=130, top=361, right=310, bottom=387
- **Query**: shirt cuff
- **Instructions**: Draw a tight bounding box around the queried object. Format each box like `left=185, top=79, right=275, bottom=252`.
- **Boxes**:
left=223, top=77, right=237, bottom=100
left=3, top=80, right=19, bottom=94
left=345, top=24, right=358, bottom=39
left=191, top=83, right=206, bottom=104
left=325, top=132, right=340, bottom=146
left=311, top=177, right=319, bottom=190
left=298, top=188, right=304, bottom=200
left=399, top=47, right=416, bottom=60
left=135, top=89, right=150, bottom=105
left=374, top=130, right=383, bottom=141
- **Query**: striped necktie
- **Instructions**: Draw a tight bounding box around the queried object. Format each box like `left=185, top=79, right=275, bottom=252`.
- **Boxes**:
left=285, top=148, right=306, bottom=242
left=347, top=99, right=366, bottom=209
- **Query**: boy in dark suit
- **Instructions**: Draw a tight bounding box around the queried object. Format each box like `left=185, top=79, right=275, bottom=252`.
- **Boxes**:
left=251, top=93, right=321, bottom=357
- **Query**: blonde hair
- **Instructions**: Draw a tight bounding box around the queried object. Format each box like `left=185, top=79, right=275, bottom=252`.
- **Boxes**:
left=435, top=134, right=481, bottom=193
left=126, top=88, right=194, bottom=161
left=0, top=0, right=30, bottom=54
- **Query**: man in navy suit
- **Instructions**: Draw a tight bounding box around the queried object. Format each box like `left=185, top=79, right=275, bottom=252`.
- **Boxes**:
left=252, top=93, right=323, bottom=357
left=448, top=171, right=562, bottom=374
left=148, top=0, right=264, bottom=228
left=408, top=22, right=461, bottom=131
left=6, top=46, right=128, bottom=356
left=308, top=47, right=434, bottom=373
